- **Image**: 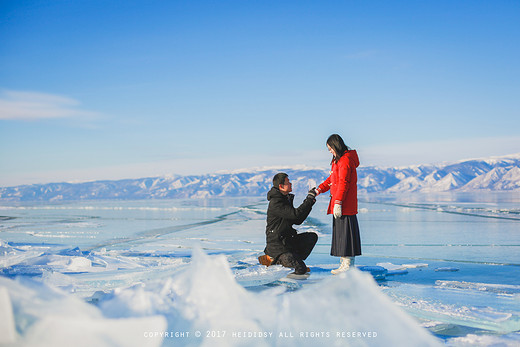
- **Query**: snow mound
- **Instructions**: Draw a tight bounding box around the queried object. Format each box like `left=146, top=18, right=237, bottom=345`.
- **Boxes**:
left=0, top=276, right=166, bottom=347
left=97, top=248, right=441, bottom=346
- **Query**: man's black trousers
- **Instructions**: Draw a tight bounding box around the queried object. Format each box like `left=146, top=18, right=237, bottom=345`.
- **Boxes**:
left=274, top=232, right=318, bottom=274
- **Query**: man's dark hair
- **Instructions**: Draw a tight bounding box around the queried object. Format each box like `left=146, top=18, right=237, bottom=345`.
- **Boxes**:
left=272, top=172, right=288, bottom=188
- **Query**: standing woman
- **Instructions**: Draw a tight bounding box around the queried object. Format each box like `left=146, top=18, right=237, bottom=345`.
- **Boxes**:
left=315, top=134, right=361, bottom=274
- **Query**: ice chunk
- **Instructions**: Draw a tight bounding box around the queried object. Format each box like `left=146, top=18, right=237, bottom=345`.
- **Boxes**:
left=0, top=286, right=16, bottom=344
left=88, top=290, right=108, bottom=304
left=436, top=280, right=520, bottom=295
left=88, top=251, right=147, bottom=270
left=58, top=246, right=84, bottom=256
left=377, top=262, right=406, bottom=271
left=377, top=262, right=409, bottom=275
left=19, top=254, right=93, bottom=273
left=0, top=240, right=44, bottom=268
left=0, top=276, right=166, bottom=347
left=286, top=272, right=310, bottom=280
left=62, top=256, right=92, bottom=272
left=435, top=267, right=459, bottom=272
left=357, top=265, right=388, bottom=280
left=0, top=239, right=11, bottom=255
left=402, top=263, right=428, bottom=269
left=233, top=264, right=292, bottom=287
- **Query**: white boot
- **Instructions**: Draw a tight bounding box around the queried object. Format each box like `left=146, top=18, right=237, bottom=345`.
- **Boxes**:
left=331, top=256, right=354, bottom=275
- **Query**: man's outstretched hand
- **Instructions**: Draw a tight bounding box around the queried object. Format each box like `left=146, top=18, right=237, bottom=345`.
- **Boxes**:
left=307, top=188, right=318, bottom=200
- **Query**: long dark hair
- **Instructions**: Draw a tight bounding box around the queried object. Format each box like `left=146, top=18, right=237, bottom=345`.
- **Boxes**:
left=327, top=134, right=350, bottom=163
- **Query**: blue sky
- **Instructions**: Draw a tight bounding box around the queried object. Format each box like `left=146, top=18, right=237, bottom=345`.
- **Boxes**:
left=1, top=0, right=519, bottom=186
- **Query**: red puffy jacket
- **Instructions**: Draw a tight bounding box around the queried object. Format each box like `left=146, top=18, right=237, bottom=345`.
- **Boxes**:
left=318, top=149, right=360, bottom=216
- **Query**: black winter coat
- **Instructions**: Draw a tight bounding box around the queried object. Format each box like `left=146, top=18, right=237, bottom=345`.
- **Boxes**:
left=264, top=187, right=315, bottom=259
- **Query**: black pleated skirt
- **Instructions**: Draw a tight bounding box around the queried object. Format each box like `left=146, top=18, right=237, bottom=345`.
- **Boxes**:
left=331, top=214, right=362, bottom=257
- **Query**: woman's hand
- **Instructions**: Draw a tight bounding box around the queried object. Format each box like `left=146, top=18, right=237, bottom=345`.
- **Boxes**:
left=333, top=201, right=342, bottom=218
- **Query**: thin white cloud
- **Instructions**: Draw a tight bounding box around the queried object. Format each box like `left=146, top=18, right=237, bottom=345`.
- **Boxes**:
left=0, top=89, right=100, bottom=121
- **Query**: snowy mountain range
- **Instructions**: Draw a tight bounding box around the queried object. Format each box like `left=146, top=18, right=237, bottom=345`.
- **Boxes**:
left=1, top=154, right=519, bottom=201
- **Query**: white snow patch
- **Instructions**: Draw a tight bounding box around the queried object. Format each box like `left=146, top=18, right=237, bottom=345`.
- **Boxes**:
left=447, top=332, right=520, bottom=347
left=0, top=276, right=166, bottom=347
left=0, top=287, right=16, bottom=344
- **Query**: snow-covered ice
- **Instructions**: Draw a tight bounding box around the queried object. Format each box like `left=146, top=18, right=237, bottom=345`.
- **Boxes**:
left=0, top=247, right=441, bottom=346
left=0, top=192, right=519, bottom=346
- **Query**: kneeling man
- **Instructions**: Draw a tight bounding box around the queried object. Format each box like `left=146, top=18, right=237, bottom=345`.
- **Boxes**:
left=258, top=172, right=318, bottom=275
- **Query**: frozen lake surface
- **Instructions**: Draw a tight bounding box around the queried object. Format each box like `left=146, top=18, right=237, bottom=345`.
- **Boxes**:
left=1, top=192, right=519, bottom=346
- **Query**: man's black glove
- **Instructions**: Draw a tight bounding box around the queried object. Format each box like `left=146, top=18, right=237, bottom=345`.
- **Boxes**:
left=307, top=187, right=317, bottom=200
